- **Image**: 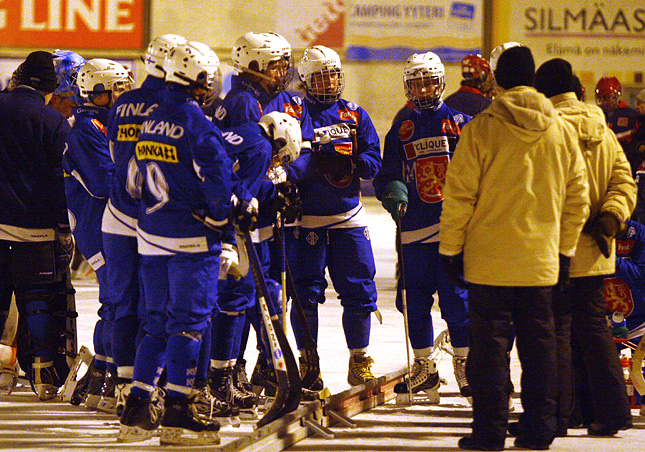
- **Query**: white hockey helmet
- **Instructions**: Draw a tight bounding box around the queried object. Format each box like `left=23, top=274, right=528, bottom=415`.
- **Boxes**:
left=489, top=42, right=523, bottom=72
left=258, top=112, right=302, bottom=166
left=231, top=32, right=293, bottom=92
left=143, top=34, right=188, bottom=78
left=298, top=45, right=345, bottom=104
left=403, top=52, right=445, bottom=110
left=76, top=58, right=133, bottom=99
left=165, top=41, right=221, bottom=90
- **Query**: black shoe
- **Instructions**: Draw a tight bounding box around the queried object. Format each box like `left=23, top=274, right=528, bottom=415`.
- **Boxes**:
left=160, top=396, right=220, bottom=446
left=514, top=437, right=551, bottom=450
left=117, top=393, right=162, bottom=443
left=458, top=436, right=504, bottom=451
left=587, top=419, right=632, bottom=436
left=233, top=358, right=253, bottom=393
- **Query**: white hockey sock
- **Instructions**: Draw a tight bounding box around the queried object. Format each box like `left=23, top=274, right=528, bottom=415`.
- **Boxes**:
left=413, top=347, right=432, bottom=359
left=453, top=346, right=469, bottom=358
left=349, top=348, right=368, bottom=359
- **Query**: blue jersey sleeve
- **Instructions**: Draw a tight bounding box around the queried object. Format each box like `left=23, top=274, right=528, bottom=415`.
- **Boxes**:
left=616, top=223, right=645, bottom=286
left=66, top=118, right=113, bottom=198
left=355, top=106, right=382, bottom=180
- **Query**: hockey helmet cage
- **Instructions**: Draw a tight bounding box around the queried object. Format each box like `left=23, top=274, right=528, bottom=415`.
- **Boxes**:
left=298, top=45, right=345, bottom=104
left=77, top=58, right=133, bottom=99
left=143, top=34, right=188, bottom=78
left=403, top=52, right=445, bottom=110
left=489, top=42, right=523, bottom=72
left=165, top=41, right=221, bottom=90
left=52, top=50, right=86, bottom=105
left=258, top=111, right=302, bottom=166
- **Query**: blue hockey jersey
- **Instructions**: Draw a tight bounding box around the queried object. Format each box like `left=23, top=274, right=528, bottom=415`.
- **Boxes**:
left=443, top=86, right=491, bottom=118
left=373, top=103, right=471, bottom=244
left=615, top=219, right=645, bottom=337
left=295, top=97, right=381, bottom=227
left=135, top=87, right=236, bottom=255
left=104, top=76, right=166, bottom=237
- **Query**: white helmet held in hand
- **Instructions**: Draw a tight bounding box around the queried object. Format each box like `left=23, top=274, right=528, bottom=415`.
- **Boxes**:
left=489, top=42, right=523, bottom=72
left=258, top=112, right=302, bottom=166
left=165, top=41, right=221, bottom=90
left=143, top=34, right=188, bottom=78
left=298, top=45, right=345, bottom=104
left=77, top=58, right=133, bottom=99
left=403, top=52, right=445, bottom=110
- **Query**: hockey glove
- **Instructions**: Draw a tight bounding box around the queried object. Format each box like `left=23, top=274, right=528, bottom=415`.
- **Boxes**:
left=440, top=253, right=467, bottom=289
left=381, top=180, right=408, bottom=221
left=273, top=181, right=302, bottom=224
left=588, top=211, right=621, bottom=258
left=554, top=254, right=571, bottom=295
left=54, top=223, right=74, bottom=276
left=219, top=242, right=249, bottom=280
left=231, top=196, right=259, bottom=233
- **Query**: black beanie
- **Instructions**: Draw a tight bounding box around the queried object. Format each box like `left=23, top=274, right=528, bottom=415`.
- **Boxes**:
left=534, top=58, right=574, bottom=98
left=20, top=51, right=57, bottom=93
left=494, top=46, right=535, bottom=90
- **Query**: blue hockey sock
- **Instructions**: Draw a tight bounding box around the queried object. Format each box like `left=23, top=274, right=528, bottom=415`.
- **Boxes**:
left=342, top=309, right=371, bottom=350
left=237, top=314, right=251, bottom=359
left=102, top=320, right=117, bottom=373
left=112, top=315, right=139, bottom=369
left=291, top=304, right=319, bottom=350
left=165, top=332, right=201, bottom=398
left=211, top=311, right=245, bottom=361
left=196, top=321, right=211, bottom=383
left=92, top=319, right=107, bottom=370
left=130, top=333, right=166, bottom=399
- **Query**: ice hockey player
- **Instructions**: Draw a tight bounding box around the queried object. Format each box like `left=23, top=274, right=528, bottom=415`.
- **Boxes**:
left=595, top=76, right=641, bottom=175
left=205, top=112, right=302, bottom=416
left=290, top=45, right=382, bottom=388
left=212, top=31, right=313, bottom=396
left=373, top=52, right=471, bottom=402
left=50, top=50, right=86, bottom=120
left=118, top=41, right=246, bottom=446
left=0, top=51, right=73, bottom=400
left=443, top=54, right=493, bottom=117
left=63, top=58, right=133, bottom=409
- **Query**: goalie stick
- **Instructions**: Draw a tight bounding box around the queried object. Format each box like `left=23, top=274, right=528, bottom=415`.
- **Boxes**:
left=241, top=231, right=302, bottom=427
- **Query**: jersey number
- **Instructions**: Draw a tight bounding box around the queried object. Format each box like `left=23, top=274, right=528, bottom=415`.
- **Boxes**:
left=145, top=162, right=169, bottom=214
left=125, top=156, right=143, bottom=199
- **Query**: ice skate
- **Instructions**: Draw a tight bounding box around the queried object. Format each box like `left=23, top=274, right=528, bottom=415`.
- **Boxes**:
left=96, top=369, right=116, bottom=413
left=191, top=382, right=241, bottom=427
left=83, top=365, right=106, bottom=409
left=114, top=381, right=131, bottom=418
left=233, top=358, right=253, bottom=393
left=160, top=396, right=220, bottom=446
left=394, top=357, right=440, bottom=405
left=347, top=355, right=377, bottom=386
left=31, top=357, right=61, bottom=401
left=210, top=367, right=258, bottom=420
left=0, top=364, right=18, bottom=396
left=117, top=393, right=162, bottom=443
left=453, top=356, right=472, bottom=403
left=61, top=346, right=94, bottom=403
left=250, top=353, right=278, bottom=398
left=299, top=356, right=324, bottom=391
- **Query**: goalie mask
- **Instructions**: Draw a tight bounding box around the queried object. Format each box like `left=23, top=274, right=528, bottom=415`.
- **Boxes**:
left=76, top=58, right=133, bottom=102
left=165, top=42, right=221, bottom=94
left=461, top=54, right=492, bottom=95
left=403, top=52, right=445, bottom=110
left=298, top=45, right=345, bottom=104
left=258, top=112, right=302, bottom=167
left=52, top=50, right=86, bottom=105
left=143, top=34, right=188, bottom=78
left=595, top=76, right=622, bottom=112
left=231, top=32, right=293, bottom=94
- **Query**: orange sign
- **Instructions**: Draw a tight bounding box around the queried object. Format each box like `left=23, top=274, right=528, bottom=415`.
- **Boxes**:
left=0, top=0, right=147, bottom=49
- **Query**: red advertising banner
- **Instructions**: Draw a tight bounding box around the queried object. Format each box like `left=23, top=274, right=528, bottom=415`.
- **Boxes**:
left=0, top=0, right=146, bottom=49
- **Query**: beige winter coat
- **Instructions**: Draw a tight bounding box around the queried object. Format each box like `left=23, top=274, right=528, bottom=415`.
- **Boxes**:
left=550, top=92, right=636, bottom=277
left=439, top=86, right=590, bottom=286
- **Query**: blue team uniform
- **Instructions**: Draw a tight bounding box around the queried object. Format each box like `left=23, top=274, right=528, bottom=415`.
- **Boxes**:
left=131, top=86, right=235, bottom=399
left=604, top=101, right=641, bottom=176
left=614, top=220, right=645, bottom=340
left=443, top=85, right=491, bottom=117
left=63, top=104, right=114, bottom=369
left=373, top=103, right=471, bottom=350
left=291, top=97, right=381, bottom=351
left=103, top=75, right=166, bottom=378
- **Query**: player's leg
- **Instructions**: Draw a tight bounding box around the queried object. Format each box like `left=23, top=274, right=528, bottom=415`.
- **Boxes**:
left=0, top=243, right=18, bottom=395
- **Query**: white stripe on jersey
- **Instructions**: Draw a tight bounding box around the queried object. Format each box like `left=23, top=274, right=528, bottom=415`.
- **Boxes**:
left=0, top=223, right=55, bottom=242
left=136, top=227, right=208, bottom=256
left=401, top=223, right=440, bottom=245
left=298, top=203, right=368, bottom=229
left=101, top=199, right=137, bottom=237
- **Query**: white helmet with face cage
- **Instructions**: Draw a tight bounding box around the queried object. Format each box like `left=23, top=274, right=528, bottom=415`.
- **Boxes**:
left=403, top=52, right=445, bottom=110
left=298, top=45, right=345, bottom=104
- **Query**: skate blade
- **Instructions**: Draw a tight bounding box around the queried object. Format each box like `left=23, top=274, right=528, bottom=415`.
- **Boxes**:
left=96, top=396, right=116, bottom=414
left=60, top=346, right=94, bottom=402
left=160, top=427, right=220, bottom=446
left=116, top=424, right=156, bottom=443
left=239, top=407, right=258, bottom=420
left=36, top=384, right=60, bottom=401
left=226, top=415, right=241, bottom=428
left=84, top=393, right=102, bottom=409
left=395, top=388, right=440, bottom=405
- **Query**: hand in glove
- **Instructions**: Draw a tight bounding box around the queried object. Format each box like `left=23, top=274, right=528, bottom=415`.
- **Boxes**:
left=273, top=181, right=302, bottom=224
left=219, top=242, right=249, bottom=280
left=54, top=223, right=74, bottom=276
left=381, top=180, right=408, bottom=221
left=440, top=253, right=467, bottom=289
left=588, top=211, right=621, bottom=258
left=554, top=254, right=571, bottom=295
left=231, top=197, right=259, bottom=233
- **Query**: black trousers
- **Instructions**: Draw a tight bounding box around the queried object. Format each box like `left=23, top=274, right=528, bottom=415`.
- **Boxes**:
left=467, top=284, right=557, bottom=446
left=568, top=276, right=631, bottom=426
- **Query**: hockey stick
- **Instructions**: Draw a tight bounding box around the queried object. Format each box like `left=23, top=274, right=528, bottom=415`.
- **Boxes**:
left=272, top=223, right=322, bottom=390
left=394, top=204, right=413, bottom=405
left=242, top=231, right=301, bottom=427
left=278, top=217, right=288, bottom=334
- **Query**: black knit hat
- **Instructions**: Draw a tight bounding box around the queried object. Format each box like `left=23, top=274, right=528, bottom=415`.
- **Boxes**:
left=21, top=51, right=57, bottom=93
left=494, top=46, right=534, bottom=90
left=534, top=58, right=575, bottom=99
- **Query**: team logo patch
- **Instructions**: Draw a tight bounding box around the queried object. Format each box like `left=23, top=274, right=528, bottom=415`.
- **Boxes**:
left=117, top=124, right=141, bottom=142
left=616, top=238, right=635, bottom=254
left=325, top=172, right=352, bottom=188
left=415, top=155, right=449, bottom=203
left=136, top=141, right=179, bottom=163
left=284, top=103, right=303, bottom=119
left=617, top=117, right=628, bottom=127
left=363, top=227, right=370, bottom=241
left=399, top=120, right=414, bottom=142
left=91, top=119, right=107, bottom=135
left=603, top=277, right=634, bottom=316
left=441, top=119, right=460, bottom=135
left=338, top=109, right=359, bottom=124
left=403, top=136, right=449, bottom=160
left=306, top=231, right=319, bottom=245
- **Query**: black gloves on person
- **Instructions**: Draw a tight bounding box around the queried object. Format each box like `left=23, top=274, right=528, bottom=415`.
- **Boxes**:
left=554, top=254, right=571, bottom=294
left=440, top=253, right=467, bottom=289
left=311, top=151, right=366, bottom=180
left=273, top=181, right=302, bottom=224
left=587, top=211, right=621, bottom=258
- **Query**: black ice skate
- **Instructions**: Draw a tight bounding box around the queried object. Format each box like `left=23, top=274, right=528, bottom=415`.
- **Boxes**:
left=61, top=346, right=94, bottom=404
left=83, top=365, right=106, bottom=409
left=191, top=380, right=241, bottom=427
left=117, top=393, right=162, bottom=443
left=160, top=395, right=220, bottom=446
left=394, top=357, right=440, bottom=405
left=96, top=369, right=116, bottom=413
left=250, top=353, right=278, bottom=398
left=233, top=358, right=253, bottom=393
left=114, top=380, right=131, bottom=418
left=210, top=367, right=258, bottom=419
left=299, top=356, right=324, bottom=391
left=453, top=356, right=472, bottom=403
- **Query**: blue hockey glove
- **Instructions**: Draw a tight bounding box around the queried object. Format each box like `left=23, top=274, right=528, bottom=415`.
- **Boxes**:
left=381, top=180, right=408, bottom=220
left=440, top=253, right=467, bottom=289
